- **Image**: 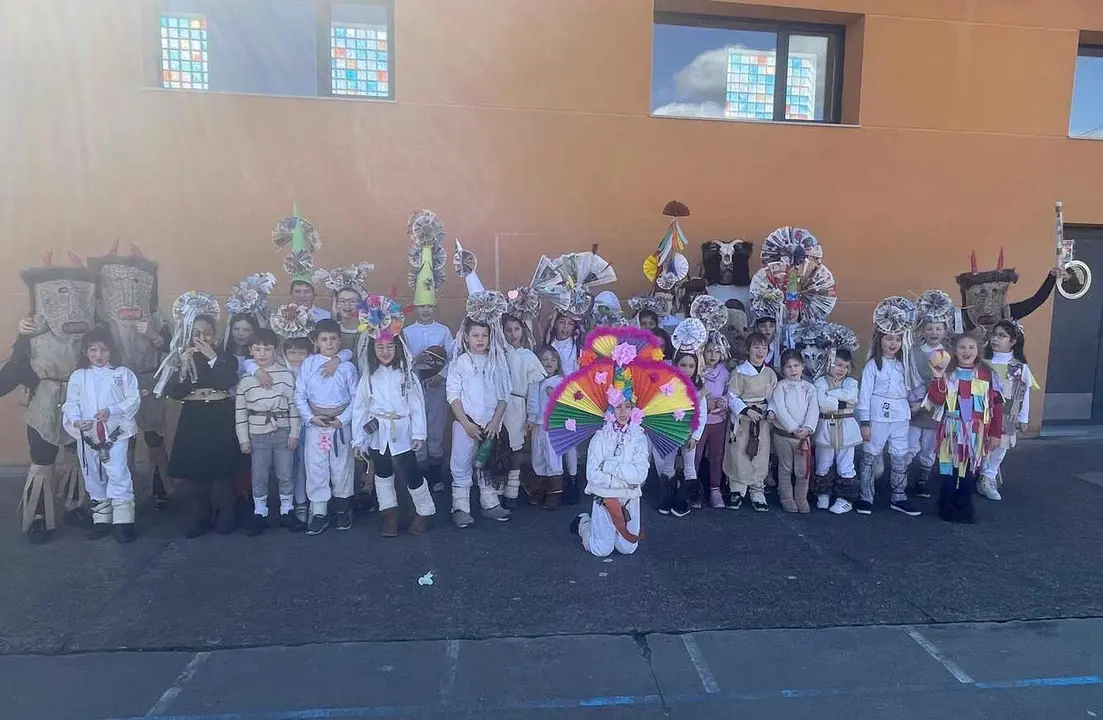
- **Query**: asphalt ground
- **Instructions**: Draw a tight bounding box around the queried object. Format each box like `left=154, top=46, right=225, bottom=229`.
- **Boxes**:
left=2, top=437, right=1102, bottom=719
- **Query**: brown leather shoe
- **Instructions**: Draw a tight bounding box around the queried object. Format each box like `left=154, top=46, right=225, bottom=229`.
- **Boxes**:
left=408, top=514, right=429, bottom=535
left=380, top=508, right=399, bottom=537
left=543, top=475, right=563, bottom=511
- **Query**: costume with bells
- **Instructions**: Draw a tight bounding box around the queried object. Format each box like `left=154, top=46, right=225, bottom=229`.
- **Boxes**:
left=447, top=241, right=513, bottom=527
left=547, top=327, right=700, bottom=556
left=352, top=294, right=435, bottom=537
left=856, top=297, right=920, bottom=516
left=0, top=254, right=97, bottom=543
left=907, top=290, right=962, bottom=499
left=538, top=250, right=618, bottom=504
left=88, top=243, right=175, bottom=510
left=156, top=292, right=245, bottom=536
left=403, top=210, right=454, bottom=491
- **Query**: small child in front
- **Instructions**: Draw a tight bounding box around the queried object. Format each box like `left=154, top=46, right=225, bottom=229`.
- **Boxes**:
left=723, top=333, right=778, bottom=511
left=770, top=350, right=818, bottom=513
left=295, top=319, right=359, bottom=535
left=812, top=349, right=861, bottom=514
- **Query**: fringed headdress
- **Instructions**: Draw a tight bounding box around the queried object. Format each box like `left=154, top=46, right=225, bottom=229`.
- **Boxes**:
left=153, top=291, right=220, bottom=396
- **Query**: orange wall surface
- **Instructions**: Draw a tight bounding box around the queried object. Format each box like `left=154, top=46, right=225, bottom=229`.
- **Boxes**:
left=2, top=0, right=1103, bottom=463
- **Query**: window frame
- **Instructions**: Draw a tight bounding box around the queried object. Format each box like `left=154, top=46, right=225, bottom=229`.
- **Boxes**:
left=653, top=11, right=845, bottom=124
left=1071, top=43, right=1103, bottom=139
left=316, top=0, right=396, bottom=101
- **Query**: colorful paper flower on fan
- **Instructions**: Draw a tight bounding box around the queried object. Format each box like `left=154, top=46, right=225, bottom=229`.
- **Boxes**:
left=630, top=408, right=645, bottom=425
left=564, top=419, right=576, bottom=432
left=606, top=386, right=627, bottom=407
left=612, top=342, right=637, bottom=367
left=594, top=371, right=608, bottom=384
left=660, top=381, right=675, bottom=397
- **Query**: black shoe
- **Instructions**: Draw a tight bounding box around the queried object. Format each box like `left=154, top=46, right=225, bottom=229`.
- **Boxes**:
left=114, top=523, right=136, bottom=544
left=855, top=500, right=873, bottom=515
left=563, top=475, right=580, bottom=506
left=726, top=494, right=743, bottom=511
left=27, top=517, right=51, bottom=544
left=914, top=479, right=931, bottom=499
left=335, top=509, right=352, bottom=531
left=245, top=513, right=267, bottom=537
left=306, top=514, right=329, bottom=536
left=568, top=513, right=584, bottom=536
left=281, top=512, right=307, bottom=532
left=751, top=498, right=770, bottom=512
left=890, top=499, right=922, bottom=517
left=87, top=523, right=113, bottom=540
left=671, top=502, right=691, bottom=518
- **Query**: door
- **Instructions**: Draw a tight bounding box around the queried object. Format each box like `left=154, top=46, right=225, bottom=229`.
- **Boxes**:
left=1044, top=226, right=1103, bottom=425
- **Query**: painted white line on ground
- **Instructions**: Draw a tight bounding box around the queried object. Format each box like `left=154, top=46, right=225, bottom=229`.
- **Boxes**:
left=905, top=628, right=975, bottom=684
left=440, top=640, right=461, bottom=701
left=146, top=651, right=211, bottom=716
left=681, top=634, right=721, bottom=694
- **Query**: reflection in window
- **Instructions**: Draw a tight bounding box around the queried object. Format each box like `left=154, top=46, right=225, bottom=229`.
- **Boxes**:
left=1070, top=47, right=1103, bottom=139
left=160, top=13, right=208, bottom=90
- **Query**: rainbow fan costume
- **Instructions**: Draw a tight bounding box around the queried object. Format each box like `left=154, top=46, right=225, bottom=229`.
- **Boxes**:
left=545, top=327, right=701, bottom=458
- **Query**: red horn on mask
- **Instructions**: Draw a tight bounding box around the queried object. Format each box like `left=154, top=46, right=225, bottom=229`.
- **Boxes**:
left=43, top=250, right=54, bottom=267
left=970, top=251, right=978, bottom=274
left=996, top=248, right=1005, bottom=271
left=109, top=239, right=120, bottom=256
left=129, top=243, right=146, bottom=259
left=67, top=251, right=85, bottom=267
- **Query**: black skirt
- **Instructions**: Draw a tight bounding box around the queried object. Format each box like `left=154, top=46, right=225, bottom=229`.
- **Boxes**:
left=168, top=397, right=246, bottom=481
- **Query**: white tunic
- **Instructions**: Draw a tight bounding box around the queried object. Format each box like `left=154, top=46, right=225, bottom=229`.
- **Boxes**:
left=856, top=358, right=911, bottom=424
left=813, top=375, right=862, bottom=448
left=402, top=321, right=455, bottom=372
left=294, top=353, right=359, bottom=427
left=62, top=365, right=141, bottom=442
left=504, top=346, right=546, bottom=449
left=584, top=425, right=650, bottom=500
left=352, top=366, right=427, bottom=455
left=446, top=352, right=505, bottom=426
left=552, top=337, right=581, bottom=376
left=770, top=378, right=819, bottom=435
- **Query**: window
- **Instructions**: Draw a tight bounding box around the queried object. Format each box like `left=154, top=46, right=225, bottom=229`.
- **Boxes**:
left=146, top=0, right=394, bottom=101
left=652, top=13, right=843, bottom=123
left=1070, top=44, right=1103, bottom=139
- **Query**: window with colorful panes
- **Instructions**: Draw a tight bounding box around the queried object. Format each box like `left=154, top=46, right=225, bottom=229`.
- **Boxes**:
left=159, top=13, right=208, bottom=90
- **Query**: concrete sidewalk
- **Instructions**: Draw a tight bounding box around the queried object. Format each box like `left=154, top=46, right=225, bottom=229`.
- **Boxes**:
left=3, top=619, right=1102, bottom=719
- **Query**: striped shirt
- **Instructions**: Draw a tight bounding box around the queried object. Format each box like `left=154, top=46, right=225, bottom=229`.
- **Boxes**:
left=234, top=366, right=301, bottom=444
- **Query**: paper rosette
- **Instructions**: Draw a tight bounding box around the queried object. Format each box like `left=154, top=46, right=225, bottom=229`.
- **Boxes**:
left=226, top=272, right=276, bottom=317
left=272, top=216, right=321, bottom=253
left=671, top=318, right=707, bottom=354
left=357, top=295, right=405, bottom=340
left=270, top=303, right=315, bottom=339
left=914, top=289, right=958, bottom=328
left=172, top=291, right=220, bottom=324
left=761, top=227, right=823, bottom=265
left=873, top=296, right=916, bottom=335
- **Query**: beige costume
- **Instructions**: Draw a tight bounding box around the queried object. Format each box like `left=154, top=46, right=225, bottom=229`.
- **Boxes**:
left=722, top=361, right=778, bottom=498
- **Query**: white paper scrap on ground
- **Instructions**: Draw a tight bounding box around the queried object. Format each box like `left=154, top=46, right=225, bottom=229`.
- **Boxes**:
left=418, top=572, right=434, bottom=586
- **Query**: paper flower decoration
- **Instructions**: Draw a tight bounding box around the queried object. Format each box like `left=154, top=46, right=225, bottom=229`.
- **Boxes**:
left=270, top=303, right=315, bottom=339
left=564, top=419, right=577, bottom=432
left=611, top=342, right=637, bottom=368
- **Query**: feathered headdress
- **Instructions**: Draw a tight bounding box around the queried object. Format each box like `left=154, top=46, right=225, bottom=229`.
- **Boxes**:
left=407, top=210, right=446, bottom=306
left=270, top=302, right=315, bottom=340
left=545, top=327, right=700, bottom=457
left=643, top=201, right=691, bottom=291
left=272, top=209, right=321, bottom=284
left=689, top=294, right=730, bottom=358
left=153, top=291, right=220, bottom=397
left=914, top=289, right=963, bottom=335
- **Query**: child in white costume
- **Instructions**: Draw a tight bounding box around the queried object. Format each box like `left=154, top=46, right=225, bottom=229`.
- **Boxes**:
left=907, top=289, right=958, bottom=500
left=526, top=345, right=566, bottom=509
left=659, top=316, right=710, bottom=517
left=979, top=320, right=1036, bottom=501
left=771, top=349, right=819, bottom=513
left=856, top=297, right=921, bottom=518
left=502, top=313, right=545, bottom=508
left=448, top=242, right=511, bottom=527
left=295, top=318, right=359, bottom=535
left=352, top=295, right=435, bottom=536
left=812, top=349, right=861, bottom=514
left=63, top=329, right=141, bottom=543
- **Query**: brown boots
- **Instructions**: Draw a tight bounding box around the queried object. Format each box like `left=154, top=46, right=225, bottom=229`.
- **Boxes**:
left=380, top=508, right=399, bottom=537
left=543, top=475, right=563, bottom=510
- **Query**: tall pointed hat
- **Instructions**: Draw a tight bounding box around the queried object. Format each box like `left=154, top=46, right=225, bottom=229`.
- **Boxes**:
left=407, top=210, right=447, bottom=306
left=273, top=203, right=321, bottom=284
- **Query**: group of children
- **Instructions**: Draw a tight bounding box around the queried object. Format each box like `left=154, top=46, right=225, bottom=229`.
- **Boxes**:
left=44, top=208, right=1047, bottom=553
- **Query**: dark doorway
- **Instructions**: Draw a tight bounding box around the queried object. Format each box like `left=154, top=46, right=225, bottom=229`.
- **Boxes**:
left=1044, top=225, right=1103, bottom=425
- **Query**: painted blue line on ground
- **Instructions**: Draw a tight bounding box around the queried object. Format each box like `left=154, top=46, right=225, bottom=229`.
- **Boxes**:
left=109, top=675, right=1103, bottom=720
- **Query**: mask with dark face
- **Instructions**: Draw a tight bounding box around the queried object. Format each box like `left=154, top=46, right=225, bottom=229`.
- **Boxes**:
left=21, top=267, right=97, bottom=339
left=955, top=254, right=1018, bottom=335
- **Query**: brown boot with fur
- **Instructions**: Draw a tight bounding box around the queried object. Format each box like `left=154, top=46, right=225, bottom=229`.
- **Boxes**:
left=523, top=474, right=547, bottom=507
left=408, top=514, right=429, bottom=535
left=543, top=475, right=563, bottom=511
left=380, top=508, right=399, bottom=537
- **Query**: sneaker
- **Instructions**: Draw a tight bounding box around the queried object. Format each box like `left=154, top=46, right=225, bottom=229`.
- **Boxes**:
left=710, top=488, right=725, bottom=509
left=816, top=494, right=831, bottom=511
left=671, top=502, right=691, bottom=518
left=482, top=504, right=511, bottom=522
left=854, top=500, right=873, bottom=515
left=829, top=498, right=853, bottom=515
left=87, top=523, right=113, bottom=540
left=244, top=513, right=267, bottom=537
left=890, top=499, right=922, bottom=517
left=114, top=523, right=136, bottom=544
left=452, top=509, right=475, bottom=528
left=978, top=478, right=1002, bottom=501
left=914, top=479, right=931, bottom=499
left=305, top=514, right=329, bottom=536
left=281, top=512, right=307, bottom=532
left=569, top=513, right=585, bottom=536
left=750, top=493, right=770, bottom=512
left=658, top=506, right=671, bottom=516
left=726, top=494, right=743, bottom=511
left=335, top=509, right=352, bottom=531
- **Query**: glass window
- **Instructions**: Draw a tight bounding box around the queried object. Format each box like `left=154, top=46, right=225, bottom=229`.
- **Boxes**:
left=1070, top=46, right=1103, bottom=139
left=159, top=13, right=208, bottom=91
left=652, top=15, right=843, bottom=124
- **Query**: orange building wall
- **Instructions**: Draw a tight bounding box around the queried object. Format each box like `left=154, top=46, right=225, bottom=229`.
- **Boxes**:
left=1, top=0, right=1103, bottom=463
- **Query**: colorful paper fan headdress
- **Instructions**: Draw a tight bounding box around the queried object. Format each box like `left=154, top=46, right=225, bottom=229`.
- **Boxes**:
left=357, top=294, right=405, bottom=341
left=407, top=210, right=447, bottom=306
left=273, top=207, right=321, bottom=284
left=545, top=327, right=700, bottom=457
left=643, top=201, right=691, bottom=291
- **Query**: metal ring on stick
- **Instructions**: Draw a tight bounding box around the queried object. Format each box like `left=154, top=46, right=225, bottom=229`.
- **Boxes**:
left=1058, top=260, right=1091, bottom=300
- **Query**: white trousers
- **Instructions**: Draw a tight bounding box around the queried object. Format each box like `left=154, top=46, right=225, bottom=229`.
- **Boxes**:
left=80, top=439, right=134, bottom=503
left=981, top=445, right=1008, bottom=480
left=304, top=425, right=355, bottom=514
left=578, top=497, right=640, bottom=557
left=416, top=383, right=448, bottom=463
left=531, top=426, right=562, bottom=477
left=449, top=421, right=500, bottom=511
left=814, top=445, right=856, bottom=478
left=563, top=447, right=578, bottom=476
left=862, top=420, right=910, bottom=459
left=907, top=425, right=938, bottom=469
left=651, top=444, right=698, bottom=480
